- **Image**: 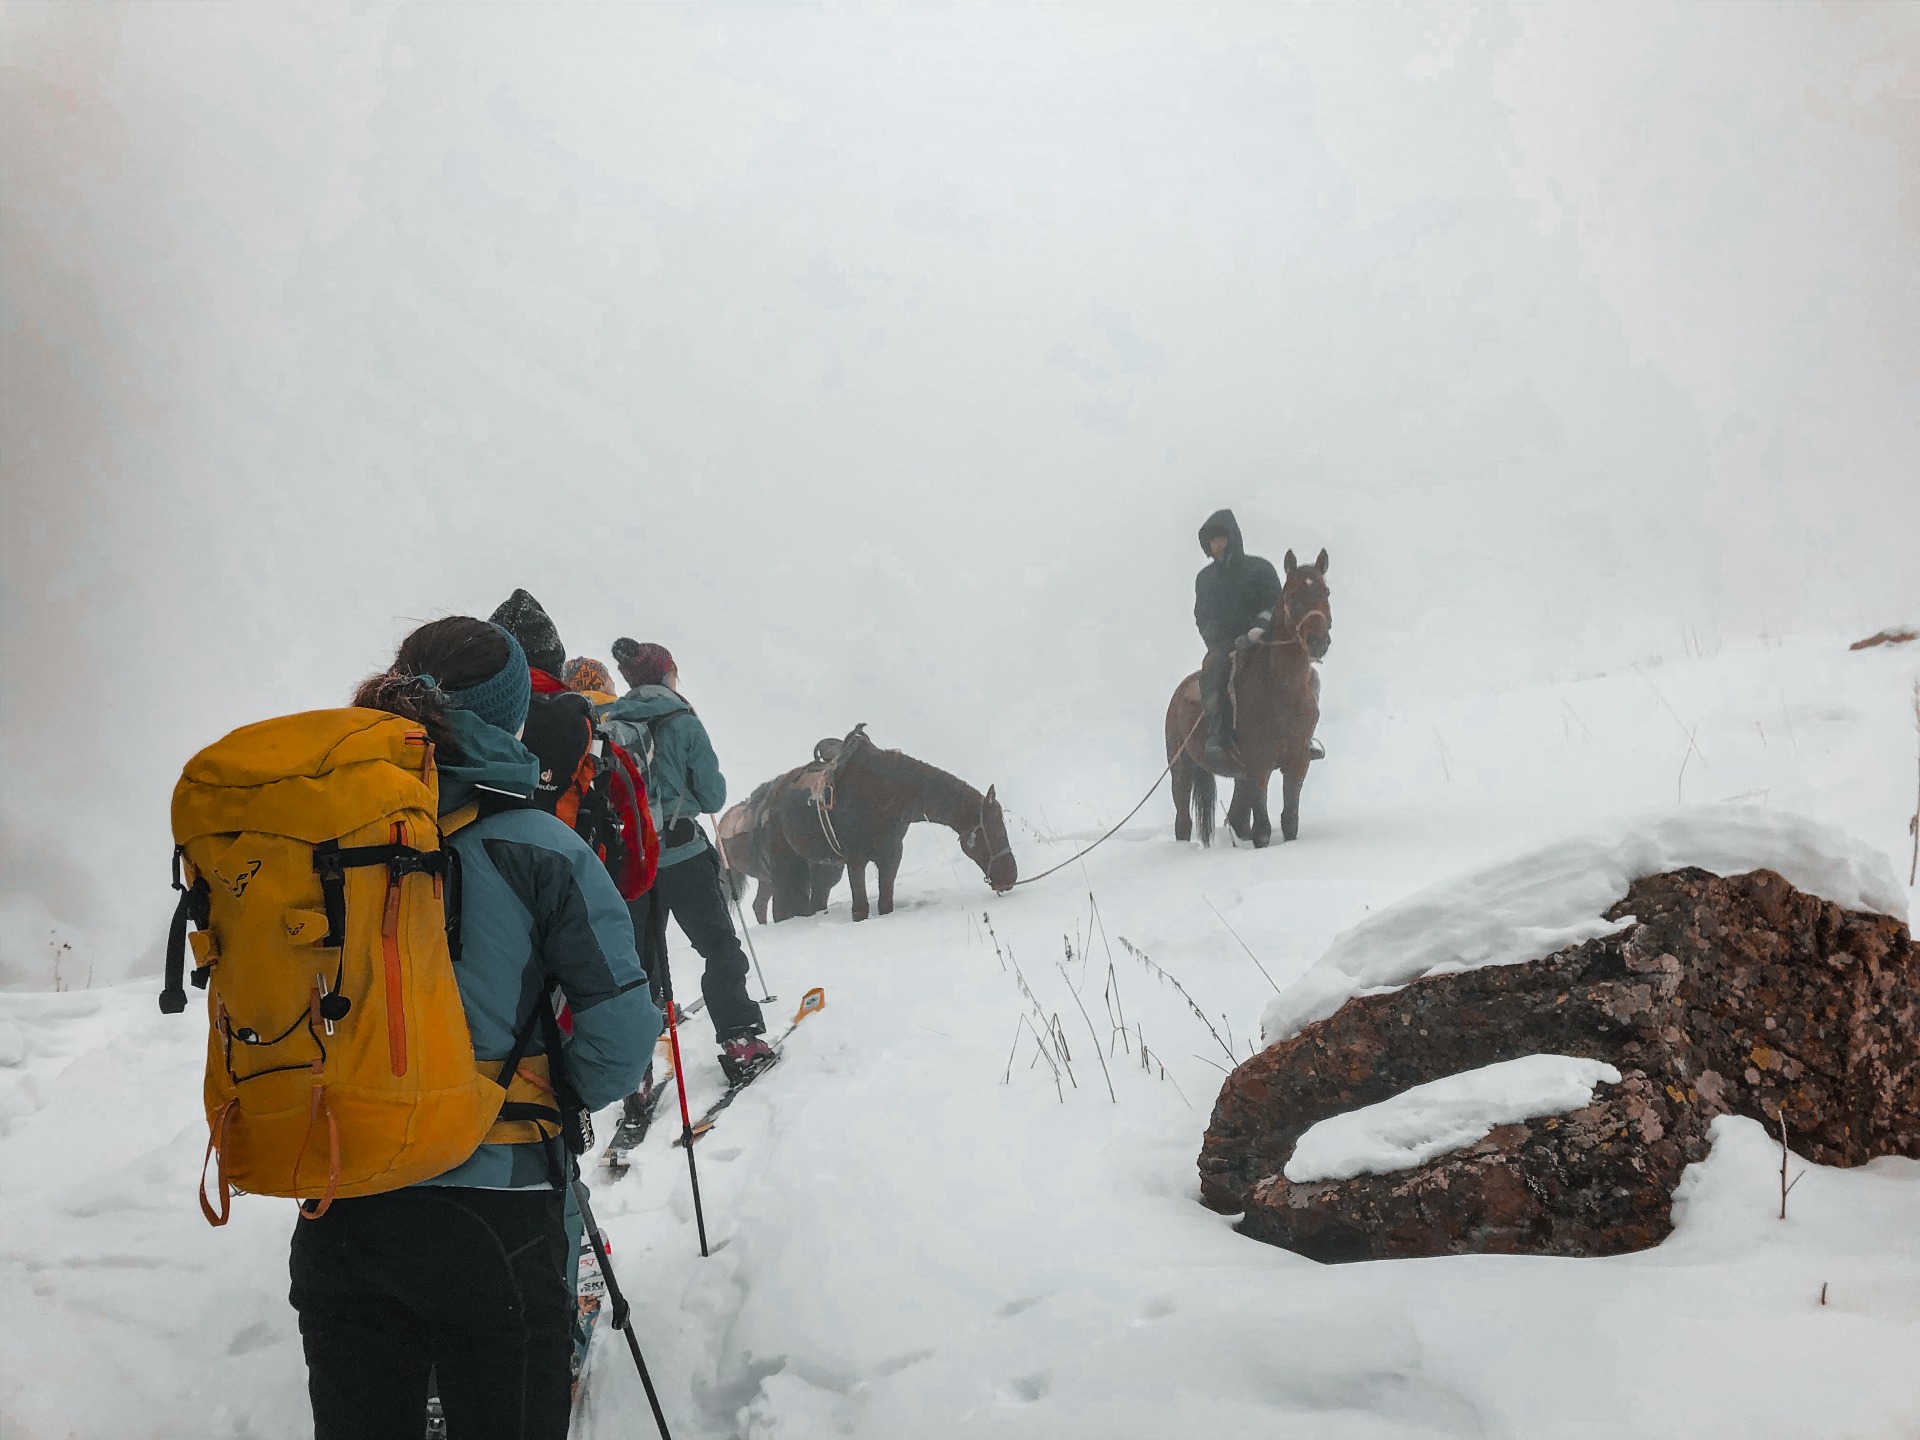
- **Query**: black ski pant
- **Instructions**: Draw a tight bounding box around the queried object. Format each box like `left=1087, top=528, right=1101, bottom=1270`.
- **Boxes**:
left=289, top=1185, right=573, bottom=1440
left=631, top=840, right=766, bottom=1042
left=1199, top=644, right=1236, bottom=740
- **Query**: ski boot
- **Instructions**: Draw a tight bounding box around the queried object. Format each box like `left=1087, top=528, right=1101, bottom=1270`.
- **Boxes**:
left=719, top=1034, right=775, bottom=1085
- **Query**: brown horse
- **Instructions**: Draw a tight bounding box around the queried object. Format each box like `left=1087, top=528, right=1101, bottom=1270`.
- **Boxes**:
left=717, top=780, right=843, bottom=925
left=760, top=725, right=1016, bottom=920
left=1166, top=548, right=1332, bottom=847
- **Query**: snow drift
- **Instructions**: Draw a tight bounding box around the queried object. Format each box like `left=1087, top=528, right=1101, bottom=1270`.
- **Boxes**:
left=1284, top=1054, right=1623, bottom=1184
left=1261, top=806, right=1909, bottom=1045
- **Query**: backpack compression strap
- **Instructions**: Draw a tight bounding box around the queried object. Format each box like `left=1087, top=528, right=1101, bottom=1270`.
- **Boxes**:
left=312, top=840, right=450, bottom=948
left=494, top=984, right=595, bottom=1189
left=160, top=847, right=210, bottom=1015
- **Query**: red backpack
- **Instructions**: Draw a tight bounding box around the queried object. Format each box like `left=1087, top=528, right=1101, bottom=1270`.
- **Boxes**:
left=593, top=736, right=658, bottom=899
left=526, top=675, right=659, bottom=900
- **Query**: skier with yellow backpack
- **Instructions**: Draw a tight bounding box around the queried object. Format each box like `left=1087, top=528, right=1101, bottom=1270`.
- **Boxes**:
left=162, top=616, right=662, bottom=1440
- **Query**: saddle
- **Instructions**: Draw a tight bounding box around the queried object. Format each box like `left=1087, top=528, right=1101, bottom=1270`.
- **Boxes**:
left=803, top=724, right=869, bottom=858
left=796, top=737, right=844, bottom=808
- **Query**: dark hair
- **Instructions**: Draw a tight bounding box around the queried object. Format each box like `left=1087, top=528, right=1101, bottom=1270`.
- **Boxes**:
left=351, top=617, right=508, bottom=751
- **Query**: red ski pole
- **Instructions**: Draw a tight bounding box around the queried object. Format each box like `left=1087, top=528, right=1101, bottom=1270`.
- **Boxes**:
left=656, top=948, right=710, bottom=1258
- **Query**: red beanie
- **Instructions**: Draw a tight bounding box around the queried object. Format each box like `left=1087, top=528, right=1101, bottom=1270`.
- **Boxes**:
left=618, top=642, right=675, bottom=688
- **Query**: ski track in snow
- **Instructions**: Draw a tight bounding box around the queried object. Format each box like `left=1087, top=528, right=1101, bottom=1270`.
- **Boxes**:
left=4, top=632, right=1920, bottom=1439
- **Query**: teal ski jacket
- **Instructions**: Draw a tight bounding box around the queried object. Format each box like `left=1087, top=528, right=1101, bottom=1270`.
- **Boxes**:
left=418, top=709, right=662, bottom=1190
left=597, top=685, right=726, bottom=869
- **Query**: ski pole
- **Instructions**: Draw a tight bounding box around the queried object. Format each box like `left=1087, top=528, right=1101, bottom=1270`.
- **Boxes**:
left=703, top=816, right=774, bottom=1003
left=653, top=938, right=711, bottom=1258
left=572, top=1179, right=674, bottom=1440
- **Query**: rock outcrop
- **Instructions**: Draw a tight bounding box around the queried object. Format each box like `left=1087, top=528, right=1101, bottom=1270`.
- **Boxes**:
left=1198, top=867, right=1920, bottom=1261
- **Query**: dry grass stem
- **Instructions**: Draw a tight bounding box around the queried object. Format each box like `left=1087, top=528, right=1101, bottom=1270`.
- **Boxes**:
left=1203, top=896, right=1282, bottom=994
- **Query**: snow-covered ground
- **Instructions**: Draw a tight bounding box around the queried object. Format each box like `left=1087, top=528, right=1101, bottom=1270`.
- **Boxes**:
left=4, top=628, right=1918, bottom=1439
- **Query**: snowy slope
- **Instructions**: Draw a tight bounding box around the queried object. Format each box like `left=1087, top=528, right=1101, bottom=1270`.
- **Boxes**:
left=3, top=629, right=1918, bottom=1439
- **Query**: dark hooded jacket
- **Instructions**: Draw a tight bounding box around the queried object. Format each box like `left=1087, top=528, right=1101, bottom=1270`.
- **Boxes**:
left=1193, top=509, right=1283, bottom=650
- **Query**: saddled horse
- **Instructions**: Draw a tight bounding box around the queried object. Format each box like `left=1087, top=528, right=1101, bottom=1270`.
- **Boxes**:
left=1166, top=548, right=1332, bottom=847
left=759, top=725, right=1016, bottom=920
left=718, top=739, right=846, bottom=922
left=717, top=758, right=845, bottom=925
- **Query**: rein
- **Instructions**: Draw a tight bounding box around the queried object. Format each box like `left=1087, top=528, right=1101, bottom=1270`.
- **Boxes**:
left=1008, top=710, right=1205, bottom=889
left=1009, top=595, right=1327, bottom=891
left=814, top=799, right=848, bottom=861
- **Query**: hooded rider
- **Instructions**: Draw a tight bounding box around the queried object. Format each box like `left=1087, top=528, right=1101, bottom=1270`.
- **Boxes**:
left=1193, top=509, right=1283, bottom=767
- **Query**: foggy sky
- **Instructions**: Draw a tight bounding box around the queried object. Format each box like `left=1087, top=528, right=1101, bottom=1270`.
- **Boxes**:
left=4, top=1, right=1916, bottom=979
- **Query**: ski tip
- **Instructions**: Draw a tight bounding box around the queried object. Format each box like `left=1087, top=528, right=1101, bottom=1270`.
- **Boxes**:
left=793, top=986, right=825, bottom=1024
left=673, top=1124, right=716, bottom=1149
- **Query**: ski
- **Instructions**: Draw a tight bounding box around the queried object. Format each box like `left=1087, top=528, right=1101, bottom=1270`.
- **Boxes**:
left=675, top=987, right=824, bottom=1147
left=569, top=1223, right=605, bottom=1404
left=597, top=997, right=707, bottom=1179
left=598, top=1082, right=667, bottom=1179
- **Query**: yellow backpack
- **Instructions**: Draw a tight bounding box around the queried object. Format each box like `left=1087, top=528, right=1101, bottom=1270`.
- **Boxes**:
left=163, top=708, right=555, bottom=1225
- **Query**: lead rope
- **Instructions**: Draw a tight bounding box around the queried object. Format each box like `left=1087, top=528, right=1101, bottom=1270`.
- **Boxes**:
left=1009, top=711, right=1205, bottom=889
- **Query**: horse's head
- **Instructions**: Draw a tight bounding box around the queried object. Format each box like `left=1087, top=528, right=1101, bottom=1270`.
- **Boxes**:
left=959, top=785, right=1017, bottom=893
left=1279, top=548, right=1332, bottom=660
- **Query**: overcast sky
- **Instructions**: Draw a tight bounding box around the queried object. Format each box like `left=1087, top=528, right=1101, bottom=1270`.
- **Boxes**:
left=4, top=1, right=1916, bottom=977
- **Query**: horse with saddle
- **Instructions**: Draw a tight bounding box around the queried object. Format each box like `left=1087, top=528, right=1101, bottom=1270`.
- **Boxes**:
left=719, top=725, right=1017, bottom=922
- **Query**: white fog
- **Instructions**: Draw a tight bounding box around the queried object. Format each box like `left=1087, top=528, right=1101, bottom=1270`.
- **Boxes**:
left=3, top=6, right=1917, bottom=1438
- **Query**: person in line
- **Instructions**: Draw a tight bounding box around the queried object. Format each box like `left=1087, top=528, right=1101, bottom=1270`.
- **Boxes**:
left=562, top=655, right=618, bottom=705
left=599, top=638, right=771, bottom=1081
left=490, top=587, right=570, bottom=690
left=291, top=617, right=661, bottom=1440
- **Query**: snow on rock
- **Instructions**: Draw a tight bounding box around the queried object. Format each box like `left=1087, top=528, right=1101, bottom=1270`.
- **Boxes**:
left=1283, top=1054, right=1622, bottom=1183
left=1261, top=805, right=1907, bottom=1044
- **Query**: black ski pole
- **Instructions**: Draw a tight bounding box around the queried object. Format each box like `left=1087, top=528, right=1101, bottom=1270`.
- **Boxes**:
left=704, top=817, right=774, bottom=1003
left=573, top=1179, right=674, bottom=1440
left=651, top=928, right=711, bottom=1257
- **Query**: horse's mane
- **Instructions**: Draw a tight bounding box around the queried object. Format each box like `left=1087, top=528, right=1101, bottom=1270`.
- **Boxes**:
left=850, top=737, right=980, bottom=806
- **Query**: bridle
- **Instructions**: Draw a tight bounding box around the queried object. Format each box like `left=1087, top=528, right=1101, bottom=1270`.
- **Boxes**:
left=1258, top=586, right=1330, bottom=653
left=959, top=797, right=1015, bottom=888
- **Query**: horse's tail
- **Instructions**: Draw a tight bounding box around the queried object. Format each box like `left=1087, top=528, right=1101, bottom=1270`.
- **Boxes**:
left=1192, top=768, right=1216, bottom=848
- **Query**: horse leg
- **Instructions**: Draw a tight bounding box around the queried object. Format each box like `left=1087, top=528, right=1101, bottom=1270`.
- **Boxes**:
left=878, top=837, right=904, bottom=916
left=1170, top=757, right=1195, bottom=843
left=1250, top=774, right=1274, bottom=848
left=1226, top=780, right=1254, bottom=842
left=1280, top=762, right=1305, bottom=843
left=769, top=851, right=810, bottom=922
left=847, top=860, right=871, bottom=922
left=809, top=863, right=841, bottom=914
left=752, top=878, right=771, bottom=925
